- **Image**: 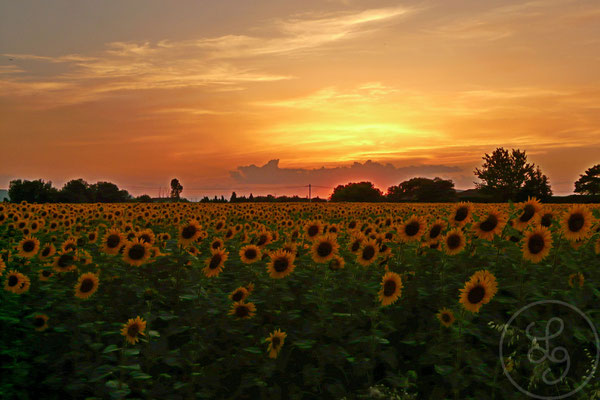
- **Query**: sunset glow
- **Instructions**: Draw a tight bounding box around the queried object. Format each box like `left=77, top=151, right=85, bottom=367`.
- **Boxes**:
left=2, top=0, right=599, bottom=198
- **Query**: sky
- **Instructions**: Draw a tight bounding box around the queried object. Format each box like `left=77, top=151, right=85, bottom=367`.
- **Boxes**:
left=1, top=0, right=599, bottom=199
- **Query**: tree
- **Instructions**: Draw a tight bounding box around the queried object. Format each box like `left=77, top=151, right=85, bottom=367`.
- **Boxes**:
left=330, top=181, right=383, bottom=202
left=574, top=164, right=600, bottom=195
left=9, top=179, right=58, bottom=203
left=387, top=177, right=456, bottom=202
left=59, top=179, right=92, bottom=203
left=89, top=182, right=132, bottom=202
left=170, top=178, right=183, bottom=201
left=135, top=194, right=152, bottom=203
left=230, top=191, right=237, bottom=203
left=474, top=148, right=552, bottom=202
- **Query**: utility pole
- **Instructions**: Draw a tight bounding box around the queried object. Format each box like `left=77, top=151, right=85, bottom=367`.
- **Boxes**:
left=308, top=184, right=311, bottom=202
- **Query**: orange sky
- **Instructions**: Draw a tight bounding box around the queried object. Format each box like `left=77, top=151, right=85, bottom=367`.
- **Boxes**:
left=1, top=0, right=599, bottom=198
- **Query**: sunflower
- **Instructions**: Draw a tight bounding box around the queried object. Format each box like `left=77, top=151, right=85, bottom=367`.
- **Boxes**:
left=357, top=239, right=379, bottom=266
left=267, top=250, right=296, bottom=279
left=17, top=236, right=40, bottom=258
left=87, top=230, right=99, bottom=244
left=122, top=239, right=152, bottom=266
left=52, top=250, right=77, bottom=273
left=61, top=237, right=78, bottom=253
left=398, top=216, right=426, bottom=242
left=443, top=229, right=466, bottom=255
left=39, top=269, right=54, bottom=281
left=513, top=197, right=542, bottom=231
left=459, top=270, right=498, bottom=313
left=304, top=220, right=323, bottom=241
left=121, top=316, right=147, bottom=345
left=348, top=232, right=365, bottom=254
left=329, top=255, right=345, bottom=271
left=4, top=270, right=24, bottom=293
left=254, top=231, right=272, bottom=248
left=436, top=308, right=455, bottom=327
left=535, top=208, right=554, bottom=228
left=522, top=227, right=552, bottom=263
left=311, top=235, right=339, bottom=263
left=39, top=243, right=56, bottom=260
left=229, top=286, right=249, bottom=302
left=178, top=220, right=202, bottom=246
left=0, top=259, right=5, bottom=277
left=74, top=272, right=99, bottom=299
left=33, top=314, right=49, bottom=332
left=102, top=229, right=125, bottom=255
left=561, top=205, right=593, bottom=241
left=378, top=272, right=403, bottom=306
left=229, top=301, right=256, bottom=319
left=426, top=219, right=446, bottom=242
left=13, top=274, right=30, bottom=294
left=239, top=244, right=261, bottom=264
left=203, top=248, right=228, bottom=278
left=210, top=238, right=224, bottom=251
left=266, top=329, right=287, bottom=359
left=451, top=202, right=472, bottom=227
left=137, top=229, right=156, bottom=245
left=568, top=272, right=584, bottom=288
left=473, top=210, right=507, bottom=240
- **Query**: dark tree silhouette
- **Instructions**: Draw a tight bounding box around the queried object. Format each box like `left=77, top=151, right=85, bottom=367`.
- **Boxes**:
left=574, top=164, right=600, bottom=195
left=474, top=148, right=552, bottom=202
left=8, top=179, right=58, bottom=203
left=59, top=179, right=92, bottom=203
left=387, top=177, right=456, bottom=202
left=89, top=182, right=132, bottom=202
left=330, top=181, right=383, bottom=202
left=170, top=178, right=183, bottom=200
left=230, top=191, right=237, bottom=202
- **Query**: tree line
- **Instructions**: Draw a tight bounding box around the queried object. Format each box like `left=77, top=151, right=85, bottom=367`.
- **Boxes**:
left=5, top=148, right=600, bottom=203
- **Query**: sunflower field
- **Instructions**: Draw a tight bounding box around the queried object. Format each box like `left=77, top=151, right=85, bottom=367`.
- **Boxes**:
left=1, top=200, right=600, bottom=399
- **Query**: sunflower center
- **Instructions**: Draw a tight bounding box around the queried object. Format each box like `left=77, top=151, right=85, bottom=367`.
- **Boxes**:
left=244, top=248, right=257, bottom=259
left=362, top=246, right=375, bottom=260
left=64, top=243, right=76, bottom=251
left=307, top=225, right=319, bottom=237
left=256, top=236, right=267, bottom=246
left=541, top=214, right=552, bottom=227
left=127, top=324, right=139, bottom=337
left=8, top=275, right=18, bottom=286
left=140, top=234, right=151, bottom=243
left=317, top=242, right=333, bottom=257
left=181, top=225, right=197, bottom=239
left=454, top=207, right=468, bottom=222
left=519, top=204, right=535, bottom=222
left=235, top=305, right=249, bottom=318
left=568, top=213, right=584, bottom=232
left=212, top=241, right=221, bottom=249
left=41, top=247, right=50, bottom=257
left=351, top=241, right=361, bottom=252
left=58, top=254, right=74, bottom=268
left=405, top=222, right=420, bottom=236
left=441, top=313, right=451, bottom=323
left=106, top=234, right=121, bottom=248
left=383, top=280, right=396, bottom=296
left=447, top=234, right=461, bottom=249
left=128, top=244, right=146, bottom=260
left=479, top=215, right=498, bottom=232
left=23, top=240, right=35, bottom=252
left=232, top=291, right=244, bottom=302
left=273, top=257, right=289, bottom=272
left=209, top=254, right=222, bottom=269
left=527, top=234, right=545, bottom=254
left=42, top=270, right=52, bottom=277
left=79, top=278, right=95, bottom=293
left=429, top=225, right=442, bottom=239
left=33, top=317, right=45, bottom=327
left=272, top=337, right=281, bottom=347
left=467, top=285, right=486, bottom=304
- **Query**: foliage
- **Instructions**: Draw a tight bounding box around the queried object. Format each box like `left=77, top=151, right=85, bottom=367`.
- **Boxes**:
left=8, top=179, right=59, bottom=203
left=474, top=148, right=552, bottom=202
left=170, top=179, right=183, bottom=201
left=330, top=181, right=384, bottom=202
left=387, top=177, right=456, bottom=202
left=574, top=164, right=600, bottom=195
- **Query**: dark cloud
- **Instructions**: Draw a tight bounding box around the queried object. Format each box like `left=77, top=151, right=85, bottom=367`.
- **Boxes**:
left=230, top=159, right=462, bottom=189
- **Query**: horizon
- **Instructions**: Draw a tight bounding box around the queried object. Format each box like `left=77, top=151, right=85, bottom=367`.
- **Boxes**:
left=2, top=1, right=600, bottom=197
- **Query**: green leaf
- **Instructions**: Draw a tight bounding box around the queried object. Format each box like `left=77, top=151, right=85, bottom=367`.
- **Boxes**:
left=123, top=348, right=140, bottom=356
left=243, top=347, right=262, bottom=354
left=148, top=330, right=160, bottom=338
left=435, top=365, right=454, bottom=376
left=130, top=371, right=152, bottom=380
left=102, top=344, right=119, bottom=354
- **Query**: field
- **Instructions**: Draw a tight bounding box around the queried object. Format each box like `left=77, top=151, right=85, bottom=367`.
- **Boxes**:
left=1, top=200, right=600, bottom=399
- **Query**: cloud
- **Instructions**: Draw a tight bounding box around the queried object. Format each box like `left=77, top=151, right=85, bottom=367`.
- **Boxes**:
left=230, top=159, right=462, bottom=189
